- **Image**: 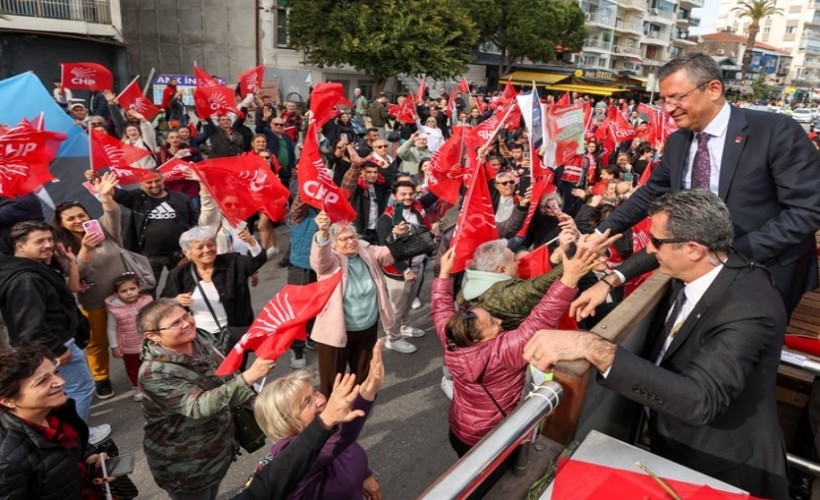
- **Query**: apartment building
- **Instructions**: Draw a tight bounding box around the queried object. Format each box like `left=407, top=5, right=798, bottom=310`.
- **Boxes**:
left=579, top=0, right=704, bottom=77
left=717, top=0, right=820, bottom=85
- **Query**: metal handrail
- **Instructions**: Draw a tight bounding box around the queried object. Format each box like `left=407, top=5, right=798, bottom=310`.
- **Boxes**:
left=780, top=348, right=820, bottom=377
left=419, top=380, right=563, bottom=499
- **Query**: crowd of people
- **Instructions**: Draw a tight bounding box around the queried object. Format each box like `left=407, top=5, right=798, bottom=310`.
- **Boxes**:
left=0, top=51, right=819, bottom=499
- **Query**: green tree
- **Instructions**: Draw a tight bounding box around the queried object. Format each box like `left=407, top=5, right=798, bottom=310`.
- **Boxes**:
left=463, top=0, right=587, bottom=77
left=731, top=0, right=782, bottom=84
left=751, top=72, right=770, bottom=102
left=286, top=0, right=479, bottom=94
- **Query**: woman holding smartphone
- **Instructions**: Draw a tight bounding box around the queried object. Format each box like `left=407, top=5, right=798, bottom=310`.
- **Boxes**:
left=53, top=173, right=129, bottom=401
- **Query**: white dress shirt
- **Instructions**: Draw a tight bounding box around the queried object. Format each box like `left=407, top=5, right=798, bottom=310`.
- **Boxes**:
left=681, top=101, right=731, bottom=193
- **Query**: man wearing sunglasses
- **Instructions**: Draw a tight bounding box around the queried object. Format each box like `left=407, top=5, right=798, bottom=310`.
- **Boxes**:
left=526, top=190, right=788, bottom=499
left=576, top=52, right=820, bottom=319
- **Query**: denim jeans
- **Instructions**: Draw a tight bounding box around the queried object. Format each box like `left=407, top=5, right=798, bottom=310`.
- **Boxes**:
left=60, top=341, right=95, bottom=422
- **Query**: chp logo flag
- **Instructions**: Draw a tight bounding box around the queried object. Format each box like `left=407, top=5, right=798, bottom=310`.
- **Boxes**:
left=116, top=77, right=160, bottom=121
left=309, top=83, right=353, bottom=128
left=0, top=116, right=67, bottom=197
left=89, top=129, right=155, bottom=184
left=60, top=62, right=113, bottom=91
left=427, top=125, right=468, bottom=205
left=216, top=271, right=343, bottom=375
left=193, top=65, right=241, bottom=118
left=237, top=64, right=265, bottom=98
left=157, top=157, right=194, bottom=182
left=297, top=121, right=357, bottom=224
left=449, top=160, right=497, bottom=274
left=395, top=94, right=418, bottom=125
left=191, top=154, right=290, bottom=227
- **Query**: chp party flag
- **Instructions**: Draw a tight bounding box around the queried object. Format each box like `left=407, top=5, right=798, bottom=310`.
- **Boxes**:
left=517, top=243, right=551, bottom=280
left=216, top=271, right=343, bottom=375
left=116, top=77, right=160, bottom=121
left=606, top=105, right=636, bottom=143
left=192, top=154, right=290, bottom=226
left=0, top=117, right=66, bottom=197
left=450, top=161, right=497, bottom=274
left=297, top=121, right=357, bottom=224
left=157, top=157, right=194, bottom=182
left=416, top=76, right=427, bottom=104
left=457, top=78, right=470, bottom=94
left=194, top=65, right=221, bottom=88
left=89, top=129, right=155, bottom=184
left=427, top=125, right=468, bottom=205
left=309, top=83, right=353, bottom=128
left=237, top=64, right=264, bottom=97
left=60, top=62, right=113, bottom=91
left=193, top=66, right=240, bottom=118
left=395, top=94, right=418, bottom=125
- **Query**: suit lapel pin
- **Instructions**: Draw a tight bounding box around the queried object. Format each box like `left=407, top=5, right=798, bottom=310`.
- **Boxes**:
left=735, top=136, right=742, bottom=143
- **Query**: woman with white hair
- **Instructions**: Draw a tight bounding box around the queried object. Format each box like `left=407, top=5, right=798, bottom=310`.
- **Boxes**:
left=310, top=212, right=395, bottom=397
left=161, top=225, right=266, bottom=354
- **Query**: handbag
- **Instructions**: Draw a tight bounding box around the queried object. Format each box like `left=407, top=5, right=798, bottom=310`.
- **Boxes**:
left=190, top=266, right=247, bottom=355
left=119, top=248, right=157, bottom=291
left=387, top=227, right=438, bottom=262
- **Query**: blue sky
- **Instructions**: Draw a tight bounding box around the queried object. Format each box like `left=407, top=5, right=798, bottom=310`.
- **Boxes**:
left=691, top=2, right=720, bottom=34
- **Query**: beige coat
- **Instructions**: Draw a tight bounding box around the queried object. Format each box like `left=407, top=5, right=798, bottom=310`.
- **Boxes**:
left=310, top=237, right=396, bottom=348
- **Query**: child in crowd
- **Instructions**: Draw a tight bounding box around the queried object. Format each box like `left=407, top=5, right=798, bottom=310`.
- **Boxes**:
left=105, top=273, right=153, bottom=401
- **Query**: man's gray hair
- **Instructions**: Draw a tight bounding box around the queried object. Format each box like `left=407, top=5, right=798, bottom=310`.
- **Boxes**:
left=469, top=239, right=511, bottom=272
left=329, top=223, right=360, bottom=245
left=179, top=226, right=216, bottom=251
left=649, top=189, right=734, bottom=253
left=136, top=298, right=182, bottom=335
left=658, top=52, right=724, bottom=90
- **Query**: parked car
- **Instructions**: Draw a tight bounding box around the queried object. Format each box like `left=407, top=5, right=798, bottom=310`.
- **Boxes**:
left=792, top=108, right=814, bottom=124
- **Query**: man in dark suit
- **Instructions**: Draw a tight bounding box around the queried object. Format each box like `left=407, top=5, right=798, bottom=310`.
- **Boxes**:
left=524, top=190, right=788, bottom=499
left=573, top=52, right=820, bottom=319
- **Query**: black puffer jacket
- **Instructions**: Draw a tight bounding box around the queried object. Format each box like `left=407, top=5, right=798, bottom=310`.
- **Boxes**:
left=0, top=400, right=90, bottom=500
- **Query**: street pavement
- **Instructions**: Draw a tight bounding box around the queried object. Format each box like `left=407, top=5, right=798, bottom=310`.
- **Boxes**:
left=90, top=227, right=456, bottom=499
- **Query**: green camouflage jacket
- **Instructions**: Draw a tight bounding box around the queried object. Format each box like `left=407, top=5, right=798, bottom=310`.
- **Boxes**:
left=139, top=337, right=254, bottom=493
left=458, top=266, right=564, bottom=330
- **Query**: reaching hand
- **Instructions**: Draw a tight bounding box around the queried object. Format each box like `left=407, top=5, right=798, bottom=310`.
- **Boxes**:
left=314, top=211, right=331, bottom=237
left=438, top=248, right=456, bottom=278
left=242, top=356, right=276, bottom=386
left=94, top=172, right=119, bottom=197
left=360, top=340, right=384, bottom=401
left=320, top=373, right=365, bottom=428
left=363, top=475, right=382, bottom=500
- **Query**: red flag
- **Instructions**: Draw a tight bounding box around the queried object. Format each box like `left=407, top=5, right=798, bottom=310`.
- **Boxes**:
left=517, top=243, right=551, bottom=280
left=415, top=76, right=427, bottom=104
left=387, top=103, right=400, bottom=117
left=157, top=157, right=194, bottom=182
left=444, top=88, right=456, bottom=119
left=396, top=94, right=418, bottom=125
left=216, top=271, right=343, bottom=375
left=450, top=162, right=497, bottom=273
left=194, top=65, right=221, bottom=88
left=500, top=79, right=517, bottom=104
left=516, top=169, right=556, bottom=238
left=237, top=64, right=264, bottom=97
left=297, top=121, right=357, bottom=224
left=0, top=118, right=66, bottom=197
left=193, top=154, right=290, bottom=226
left=583, top=101, right=594, bottom=141
left=638, top=160, right=658, bottom=187
left=89, top=129, right=154, bottom=184
left=457, top=78, right=470, bottom=94
left=427, top=125, right=467, bottom=205
left=556, top=92, right=570, bottom=107
left=116, top=77, right=160, bottom=121
left=606, top=105, right=636, bottom=143
left=60, top=62, right=113, bottom=91
left=309, top=83, right=353, bottom=128
left=474, top=94, right=486, bottom=115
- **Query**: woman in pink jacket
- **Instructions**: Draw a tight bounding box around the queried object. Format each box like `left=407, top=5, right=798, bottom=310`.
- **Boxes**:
left=432, top=245, right=599, bottom=455
left=310, top=211, right=396, bottom=397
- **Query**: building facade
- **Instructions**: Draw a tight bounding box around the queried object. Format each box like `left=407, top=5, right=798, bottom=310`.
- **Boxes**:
left=716, top=0, right=820, bottom=85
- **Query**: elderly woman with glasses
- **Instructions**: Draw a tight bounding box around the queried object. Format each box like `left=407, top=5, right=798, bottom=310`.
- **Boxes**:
left=161, top=225, right=266, bottom=356
left=137, top=299, right=275, bottom=499
left=309, top=211, right=396, bottom=397
left=415, top=115, right=445, bottom=152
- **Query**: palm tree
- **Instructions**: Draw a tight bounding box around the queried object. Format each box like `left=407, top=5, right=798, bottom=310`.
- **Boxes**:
left=731, top=0, right=783, bottom=85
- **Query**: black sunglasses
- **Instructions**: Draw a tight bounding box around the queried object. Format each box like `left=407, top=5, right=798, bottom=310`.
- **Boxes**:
left=649, top=234, right=690, bottom=248
left=497, top=180, right=515, bottom=186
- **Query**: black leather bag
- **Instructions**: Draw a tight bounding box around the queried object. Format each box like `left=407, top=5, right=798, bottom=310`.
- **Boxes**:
left=387, top=228, right=437, bottom=262
left=232, top=401, right=266, bottom=453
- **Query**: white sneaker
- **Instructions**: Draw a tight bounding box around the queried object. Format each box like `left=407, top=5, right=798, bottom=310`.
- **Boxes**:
left=411, top=298, right=422, bottom=309
left=88, top=424, right=112, bottom=445
left=132, top=388, right=144, bottom=402
left=441, top=375, right=454, bottom=400
left=266, top=247, right=280, bottom=258
left=400, top=325, right=426, bottom=338
left=384, top=337, right=417, bottom=354
left=290, top=350, right=306, bottom=369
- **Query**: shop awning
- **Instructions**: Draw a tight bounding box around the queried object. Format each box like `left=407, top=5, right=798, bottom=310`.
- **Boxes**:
left=627, top=76, right=648, bottom=87
left=503, top=71, right=569, bottom=86
left=544, top=82, right=627, bottom=96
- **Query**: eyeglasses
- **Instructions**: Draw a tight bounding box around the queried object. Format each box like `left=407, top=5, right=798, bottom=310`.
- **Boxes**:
left=259, top=155, right=271, bottom=160
left=271, top=122, right=285, bottom=126
left=648, top=234, right=690, bottom=248
left=497, top=180, right=515, bottom=186
left=657, top=81, right=711, bottom=108
left=153, top=312, right=194, bottom=332
left=374, top=145, right=388, bottom=149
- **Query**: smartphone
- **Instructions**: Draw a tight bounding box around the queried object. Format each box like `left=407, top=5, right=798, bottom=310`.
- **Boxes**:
left=392, top=201, right=405, bottom=226
left=82, top=220, right=105, bottom=241
left=101, top=454, right=134, bottom=477
left=517, top=175, right=531, bottom=196
left=236, top=221, right=248, bottom=231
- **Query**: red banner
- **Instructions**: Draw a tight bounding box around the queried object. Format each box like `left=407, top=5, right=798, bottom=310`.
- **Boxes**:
left=89, top=129, right=155, bottom=184
left=157, top=157, right=194, bottom=182
left=450, top=161, right=497, bottom=273
left=547, top=101, right=585, bottom=167
left=192, top=154, right=290, bottom=226
left=194, top=66, right=221, bottom=88
left=0, top=117, right=66, bottom=197
left=116, top=77, right=160, bottom=121
left=297, top=121, right=357, bottom=224
left=215, top=271, right=343, bottom=375
left=309, top=83, right=353, bottom=128
left=237, top=64, right=264, bottom=97
left=60, top=62, right=113, bottom=91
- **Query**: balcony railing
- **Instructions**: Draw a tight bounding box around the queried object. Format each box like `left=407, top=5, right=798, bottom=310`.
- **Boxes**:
left=619, top=0, right=648, bottom=11
left=588, top=12, right=614, bottom=25
left=0, top=0, right=111, bottom=24
left=615, top=19, right=643, bottom=34
left=584, top=38, right=613, bottom=50
left=689, top=16, right=701, bottom=27
left=647, top=7, right=676, bottom=21
left=613, top=44, right=642, bottom=56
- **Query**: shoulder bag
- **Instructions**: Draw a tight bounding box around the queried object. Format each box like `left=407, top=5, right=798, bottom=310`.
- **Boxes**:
left=386, top=226, right=437, bottom=262
left=119, top=248, right=157, bottom=291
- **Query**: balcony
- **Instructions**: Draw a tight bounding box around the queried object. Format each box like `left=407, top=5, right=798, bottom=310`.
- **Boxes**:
left=0, top=0, right=112, bottom=24
left=612, top=44, right=642, bottom=57
left=646, top=8, right=676, bottom=25
left=614, top=19, right=643, bottom=35
left=587, top=12, right=614, bottom=27
left=679, top=0, right=704, bottom=7
left=689, top=16, right=701, bottom=27
left=643, top=58, right=665, bottom=67
left=641, top=30, right=671, bottom=46
left=583, top=38, right=613, bottom=52
left=619, top=0, right=648, bottom=12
